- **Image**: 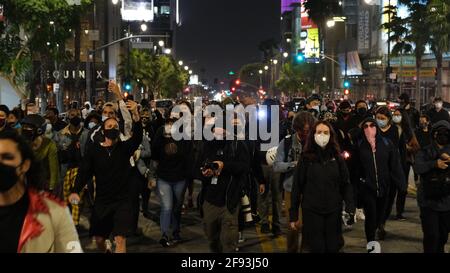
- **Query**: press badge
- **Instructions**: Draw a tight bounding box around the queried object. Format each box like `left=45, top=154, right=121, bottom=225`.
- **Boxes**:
left=211, top=176, right=218, bottom=185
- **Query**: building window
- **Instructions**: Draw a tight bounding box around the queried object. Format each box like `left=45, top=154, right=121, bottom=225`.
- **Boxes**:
left=160, top=5, right=170, bottom=15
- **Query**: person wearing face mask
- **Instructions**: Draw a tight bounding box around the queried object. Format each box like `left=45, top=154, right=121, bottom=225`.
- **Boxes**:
left=289, top=121, right=354, bottom=253
left=353, top=118, right=405, bottom=245
left=374, top=107, right=408, bottom=232
left=0, top=130, right=82, bottom=253
left=20, top=115, right=60, bottom=194
left=352, top=100, right=371, bottom=126
left=196, top=116, right=250, bottom=253
left=304, top=95, right=322, bottom=119
left=274, top=111, right=315, bottom=253
left=7, top=107, right=24, bottom=131
left=54, top=109, right=88, bottom=225
left=416, top=115, right=433, bottom=150
left=427, top=97, right=450, bottom=124
left=414, top=120, right=450, bottom=253
left=69, top=103, right=142, bottom=253
left=45, top=107, right=67, bottom=133
left=150, top=117, right=192, bottom=247
left=0, top=105, right=13, bottom=133
left=387, top=109, right=419, bottom=221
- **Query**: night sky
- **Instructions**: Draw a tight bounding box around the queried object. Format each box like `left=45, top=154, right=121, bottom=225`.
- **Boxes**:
left=176, top=0, right=281, bottom=84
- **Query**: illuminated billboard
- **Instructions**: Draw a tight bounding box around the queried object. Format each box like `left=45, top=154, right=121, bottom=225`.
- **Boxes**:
left=121, top=0, right=154, bottom=22
left=281, top=0, right=300, bottom=14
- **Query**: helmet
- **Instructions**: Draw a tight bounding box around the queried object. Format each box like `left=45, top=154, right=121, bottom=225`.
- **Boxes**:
left=21, top=114, right=46, bottom=136
left=265, top=146, right=278, bottom=166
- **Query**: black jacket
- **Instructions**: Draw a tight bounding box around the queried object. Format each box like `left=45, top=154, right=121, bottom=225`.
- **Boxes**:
left=290, top=148, right=354, bottom=221
left=415, top=142, right=450, bottom=211
left=196, top=140, right=250, bottom=214
left=353, top=119, right=406, bottom=197
left=427, top=108, right=450, bottom=124
left=73, top=122, right=143, bottom=204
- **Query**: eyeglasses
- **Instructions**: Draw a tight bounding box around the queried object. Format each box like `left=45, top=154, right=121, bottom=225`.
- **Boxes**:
left=363, top=123, right=376, bottom=129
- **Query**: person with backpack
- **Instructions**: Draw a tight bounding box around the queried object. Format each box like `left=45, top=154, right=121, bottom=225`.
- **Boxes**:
left=415, top=120, right=450, bottom=253
left=274, top=111, right=315, bottom=253
left=353, top=117, right=406, bottom=243
left=289, top=120, right=354, bottom=253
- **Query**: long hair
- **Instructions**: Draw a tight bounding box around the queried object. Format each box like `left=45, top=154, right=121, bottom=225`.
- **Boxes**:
left=303, top=120, right=341, bottom=162
left=0, top=130, right=43, bottom=190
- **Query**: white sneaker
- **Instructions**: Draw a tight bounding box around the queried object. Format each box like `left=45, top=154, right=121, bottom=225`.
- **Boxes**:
left=238, top=232, right=246, bottom=244
left=356, top=209, right=366, bottom=221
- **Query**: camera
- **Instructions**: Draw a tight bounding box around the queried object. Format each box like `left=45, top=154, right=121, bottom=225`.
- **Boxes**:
left=202, top=161, right=219, bottom=171
left=240, top=195, right=253, bottom=223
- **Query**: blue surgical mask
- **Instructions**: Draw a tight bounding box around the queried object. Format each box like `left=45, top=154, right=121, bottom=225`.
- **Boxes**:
left=376, top=119, right=388, bottom=128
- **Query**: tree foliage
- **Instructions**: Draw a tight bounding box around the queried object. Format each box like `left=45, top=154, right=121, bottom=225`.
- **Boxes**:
left=118, top=49, right=189, bottom=99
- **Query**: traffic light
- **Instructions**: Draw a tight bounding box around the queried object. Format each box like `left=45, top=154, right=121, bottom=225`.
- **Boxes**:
left=235, top=79, right=241, bottom=85
left=344, top=89, right=350, bottom=95
left=124, top=82, right=132, bottom=92
left=231, top=87, right=236, bottom=92
left=343, top=80, right=350, bottom=88
left=296, top=52, right=305, bottom=63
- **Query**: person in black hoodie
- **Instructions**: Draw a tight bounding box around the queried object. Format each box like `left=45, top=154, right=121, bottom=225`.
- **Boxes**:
left=414, top=120, right=450, bottom=253
left=290, top=120, right=354, bottom=253
left=354, top=117, right=405, bottom=243
left=151, top=116, right=192, bottom=247
left=197, top=119, right=250, bottom=253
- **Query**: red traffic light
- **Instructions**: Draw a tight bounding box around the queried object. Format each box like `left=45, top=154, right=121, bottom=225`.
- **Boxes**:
left=231, top=87, right=236, bottom=92
left=344, top=89, right=350, bottom=95
left=235, top=79, right=241, bottom=85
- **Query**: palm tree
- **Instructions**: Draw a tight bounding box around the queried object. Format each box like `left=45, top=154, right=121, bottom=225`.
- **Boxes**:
left=303, top=0, right=342, bottom=44
left=427, top=0, right=450, bottom=98
left=258, top=39, right=278, bottom=63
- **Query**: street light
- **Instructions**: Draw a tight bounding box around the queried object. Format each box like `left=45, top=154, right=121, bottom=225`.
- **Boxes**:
left=258, top=70, right=263, bottom=74
left=273, top=59, right=278, bottom=65
left=184, top=66, right=189, bottom=71
left=140, top=23, right=148, bottom=32
left=189, top=70, right=193, bottom=75
left=283, top=52, right=289, bottom=58
left=326, top=20, right=336, bottom=28
left=158, top=40, right=165, bottom=47
left=112, top=0, right=119, bottom=4
left=164, top=48, right=172, bottom=54
left=178, top=60, right=183, bottom=66
left=264, top=65, right=269, bottom=71
left=50, top=21, right=54, bottom=25
left=322, top=77, right=327, bottom=82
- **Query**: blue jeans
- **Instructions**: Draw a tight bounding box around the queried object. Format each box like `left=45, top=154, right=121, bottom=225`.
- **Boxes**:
left=157, top=179, right=186, bottom=236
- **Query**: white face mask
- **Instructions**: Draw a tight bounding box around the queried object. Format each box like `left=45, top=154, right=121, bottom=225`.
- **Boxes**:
left=392, top=115, right=402, bottom=124
left=435, top=102, right=443, bottom=109
left=102, top=115, right=108, bottom=122
left=315, top=133, right=330, bottom=148
left=312, top=105, right=320, bottom=112
left=88, top=122, right=97, bottom=129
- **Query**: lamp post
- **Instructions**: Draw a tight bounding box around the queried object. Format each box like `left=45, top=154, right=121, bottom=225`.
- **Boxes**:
left=327, top=16, right=347, bottom=91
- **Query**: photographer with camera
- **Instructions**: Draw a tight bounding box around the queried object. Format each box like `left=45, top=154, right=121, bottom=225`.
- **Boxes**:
left=415, top=120, right=450, bottom=253
left=197, top=119, right=250, bottom=253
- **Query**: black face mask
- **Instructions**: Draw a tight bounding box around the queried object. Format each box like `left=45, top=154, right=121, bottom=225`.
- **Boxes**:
left=104, top=128, right=120, bottom=140
left=22, top=129, right=36, bottom=142
left=436, top=131, right=449, bottom=146
left=0, top=162, right=19, bottom=192
left=357, top=108, right=367, bottom=116
left=69, top=116, right=81, bottom=127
